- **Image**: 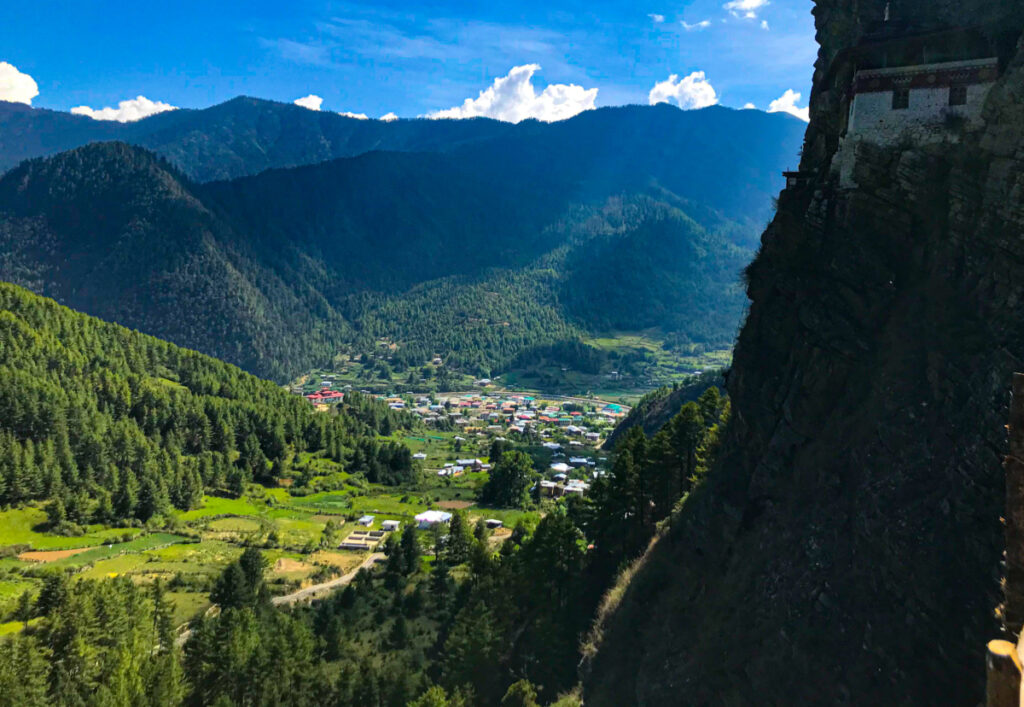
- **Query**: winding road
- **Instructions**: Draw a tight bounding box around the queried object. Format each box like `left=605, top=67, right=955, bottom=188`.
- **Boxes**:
left=271, top=552, right=384, bottom=606
left=175, top=552, right=384, bottom=646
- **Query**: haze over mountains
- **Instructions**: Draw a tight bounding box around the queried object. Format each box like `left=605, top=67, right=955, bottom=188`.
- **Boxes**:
left=0, top=98, right=805, bottom=382
left=0, top=97, right=803, bottom=186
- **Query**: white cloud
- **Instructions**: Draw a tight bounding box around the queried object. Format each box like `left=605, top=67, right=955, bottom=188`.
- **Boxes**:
left=768, top=89, right=809, bottom=122
left=380, top=112, right=399, bottom=122
left=723, top=0, right=769, bottom=18
left=0, top=62, right=39, bottom=105
left=294, top=94, right=323, bottom=111
left=681, top=20, right=712, bottom=31
left=338, top=111, right=369, bottom=120
left=427, top=64, right=598, bottom=123
left=648, top=72, right=719, bottom=110
left=649, top=13, right=665, bottom=23
left=761, top=20, right=770, bottom=30
left=70, top=95, right=177, bottom=122
left=742, top=102, right=756, bottom=109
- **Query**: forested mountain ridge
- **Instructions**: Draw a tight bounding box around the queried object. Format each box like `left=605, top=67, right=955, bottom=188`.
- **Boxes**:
left=0, top=142, right=350, bottom=381
left=0, top=96, right=515, bottom=181
left=0, top=97, right=805, bottom=192
left=0, top=279, right=410, bottom=524
left=0, top=106, right=801, bottom=382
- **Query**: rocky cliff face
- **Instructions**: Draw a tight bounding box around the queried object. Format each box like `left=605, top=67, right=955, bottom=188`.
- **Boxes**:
left=584, top=2, right=1024, bottom=705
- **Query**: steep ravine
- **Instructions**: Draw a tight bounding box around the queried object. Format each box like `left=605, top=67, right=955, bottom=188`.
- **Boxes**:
left=584, top=2, right=1024, bottom=705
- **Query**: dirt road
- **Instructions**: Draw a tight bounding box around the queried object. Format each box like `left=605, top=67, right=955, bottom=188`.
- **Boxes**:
left=176, top=552, right=384, bottom=646
left=271, top=552, right=383, bottom=606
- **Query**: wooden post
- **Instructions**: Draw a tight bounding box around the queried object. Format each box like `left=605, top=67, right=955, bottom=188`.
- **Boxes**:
left=1005, top=374, right=1024, bottom=633
left=987, top=640, right=1022, bottom=707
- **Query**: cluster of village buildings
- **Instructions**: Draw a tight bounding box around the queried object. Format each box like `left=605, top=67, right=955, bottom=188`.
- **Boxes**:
left=297, top=381, right=628, bottom=518
left=300, top=383, right=624, bottom=448
left=389, top=391, right=623, bottom=436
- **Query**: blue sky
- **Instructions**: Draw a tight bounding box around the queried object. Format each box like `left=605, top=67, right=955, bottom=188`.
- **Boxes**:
left=0, top=0, right=817, bottom=122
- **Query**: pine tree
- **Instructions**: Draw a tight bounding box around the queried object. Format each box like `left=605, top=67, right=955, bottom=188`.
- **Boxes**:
left=431, top=555, right=451, bottom=605
left=238, top=547, right=266, bottom=596
left=145, top=581, right=185, bottom=706
left=442, top=602, right=502, bottom=703
left=46, top=496, right=67, bottom=528
left=389, top=615, right=408, bottom=648
left=401, top=524, right=421, bottom=575
left=0, top=636, right=49, bottom=707
left=210, top=563, right=251, bottom=610
left=446, top=511, right=473, bottom=564
left=16, top=590, right=33, bottom=626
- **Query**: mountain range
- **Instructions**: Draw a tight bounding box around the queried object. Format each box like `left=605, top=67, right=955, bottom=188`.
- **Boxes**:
left=0, top=99, right=805, bottom=381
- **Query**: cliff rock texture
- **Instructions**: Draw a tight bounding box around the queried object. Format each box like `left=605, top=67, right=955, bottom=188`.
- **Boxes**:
left=584, top=1, right=1024, bottom=704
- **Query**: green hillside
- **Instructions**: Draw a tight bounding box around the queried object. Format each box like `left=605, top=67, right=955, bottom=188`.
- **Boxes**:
left=0, top=280, right=409, bottom=522
left=0, top=107, right=780, bottom=385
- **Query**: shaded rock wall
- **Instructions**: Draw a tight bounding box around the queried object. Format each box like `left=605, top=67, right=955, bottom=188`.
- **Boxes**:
left=584, top=2, right=1024, bottom=705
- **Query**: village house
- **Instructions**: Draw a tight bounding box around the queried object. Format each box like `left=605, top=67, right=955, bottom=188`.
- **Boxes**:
left=304, top=389, right=344, bottom=404
left=539, top=480, right=560, bottom=498
left=415, top=510, right=453, bottom=529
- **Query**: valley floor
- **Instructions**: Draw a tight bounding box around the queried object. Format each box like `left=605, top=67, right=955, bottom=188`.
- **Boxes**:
left=0, top=390, right=621, bottom=634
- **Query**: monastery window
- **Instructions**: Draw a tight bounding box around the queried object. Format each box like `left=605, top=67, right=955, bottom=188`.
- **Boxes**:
left=948, top=84, right=967, bottom=106
left=892, top=88, right=910, bottom=110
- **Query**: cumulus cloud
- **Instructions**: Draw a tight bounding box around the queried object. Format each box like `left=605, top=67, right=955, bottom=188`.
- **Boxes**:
left=427, top=64, right=598, bottom=123
left=380, top=112, right=399, bottom=122
left=648, top=72, right=719, bottom=110
left=338, top=111, right=369, bottom=120
left=71, top=95, right=177, bottom=122
left=761, top=20, right=770, bottom=30
left=294, top=94, right=323, bottom=111
left=742, top=102, right=756, bottom=109
left=723, top=0, right=769, bottom=18
left=768, top=89, right=809, bottom=122
left=682, top=20, right=712, bottom=30
left=649, top=13, right=665, bottom=23
left=0, top=62, right=39, bottom=105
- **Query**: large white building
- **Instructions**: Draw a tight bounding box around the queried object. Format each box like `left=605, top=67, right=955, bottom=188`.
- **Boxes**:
left=846, top=57, right=998, bottom=146
left=415, top=510, right=452, bottom=529
left=827, top=22, right=1004, bottom=189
